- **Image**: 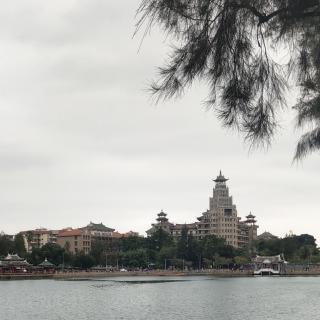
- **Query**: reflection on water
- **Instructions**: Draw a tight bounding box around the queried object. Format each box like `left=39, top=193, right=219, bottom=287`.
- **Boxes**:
left=0, top=276, right=319, bottom=320
left=90, top=278, right=192, bottom=288
left=66, top=278, right=192, bottom=283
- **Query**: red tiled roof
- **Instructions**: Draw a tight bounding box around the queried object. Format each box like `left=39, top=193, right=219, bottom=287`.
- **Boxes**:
left=58, top=229, right=82, bottom=237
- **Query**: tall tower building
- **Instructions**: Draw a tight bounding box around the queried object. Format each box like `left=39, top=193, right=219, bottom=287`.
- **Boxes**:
left=197, top=171, right=239, bottom=246
left=197, top=171, right=259, bottom=248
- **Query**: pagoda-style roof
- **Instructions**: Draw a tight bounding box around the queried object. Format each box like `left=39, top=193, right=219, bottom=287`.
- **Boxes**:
left=0, top=254, right=30, bottom=267
left=59, top=229, right=82, bottom=237
left=244, top=212, right=257, bottom=224
left=213, top=170, right=228, bottom=183
left=246, top=212, right=256, bottom=219
left=84, top=222, right=115, bottom=232
left=156, top=210, right=169, bottom=222
left=245, top=219, right=257, bottom=224
left=157, top=210, right=167, bottom=217
left=38, top=258, right=55, bottom=268
left=253, top=255, right=286, bottom=264
left=4, top=254, right=25, bottom=261
left=156, top=217, right=168, bottom=222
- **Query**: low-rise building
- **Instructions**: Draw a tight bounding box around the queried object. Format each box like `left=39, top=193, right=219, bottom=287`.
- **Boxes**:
left=253, top=254, right=287, bottom=275
left=171, top=223, right=198, bottom=237
left=81, top=222, right=114, bottom=248
left=112, top=231, right=140, bottom=238
left=57, top=228, right=85, bottom=254
left=0, top=254, right=31, bottom=273
left=146, top=210, right=198, bottom=238
left=21, top=229, right=59, bottom=253
left=57, top=222, right=115, bottom=255
left=146, top=210, right=197, bottom=238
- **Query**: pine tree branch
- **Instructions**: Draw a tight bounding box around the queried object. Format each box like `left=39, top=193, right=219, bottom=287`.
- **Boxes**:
left=229, top=1, right=319, bottom=25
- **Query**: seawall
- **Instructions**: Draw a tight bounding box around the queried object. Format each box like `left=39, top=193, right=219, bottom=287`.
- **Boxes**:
left=1, top=269, right=320, bottom=280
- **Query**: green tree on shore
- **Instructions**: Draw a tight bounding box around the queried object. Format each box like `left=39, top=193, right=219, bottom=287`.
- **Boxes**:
left=2, top=231, right=318, bottom=268
left=0, top=234, right=14, bottom=256
left=13, top=233, right=26, bottom=257
left=73, top=253, right=95, bottom=269
left=255, top=233, right=319, bottom=262
left=176, top=226, right=199, bottom=266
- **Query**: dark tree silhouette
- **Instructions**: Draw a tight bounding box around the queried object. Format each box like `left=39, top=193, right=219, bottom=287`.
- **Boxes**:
left=136, top=0, right=320, bottom=159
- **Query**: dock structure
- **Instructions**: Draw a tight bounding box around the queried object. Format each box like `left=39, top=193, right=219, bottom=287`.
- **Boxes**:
left=253, top=255, right=287, bottom=276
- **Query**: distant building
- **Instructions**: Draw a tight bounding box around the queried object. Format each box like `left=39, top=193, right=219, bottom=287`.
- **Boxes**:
left=146, top=210, right=173, bottom=236
left=0, top=254, right=31, bottom=273
left=257, top=231, right=278, bottom=241
left=253, top=254, right=287, bottom=275
left=171, top=223, right=198, bottom=237
left=20, top=229, right=59, bottom=253
left=6, top=235, right=15, bottom=241
left=57, top=222, right=115, bottom=255
left=146, top=210, right=197, bottom=238
left=36, top=258, right=56, bottom=274
left=57, top=228, right=85, bottom=254
left=197, top=171, right=258, bottom=247
left=147, top=171, right=258, bottom=248
left=112, top=231, right=124, bottom=239
left=238, top=213, right=258, bottom=249
left=123, top=231, right=140, bottom=237
left=112, top=231, right=141, bottom=238
left=0, top=232, right=15, bottom=241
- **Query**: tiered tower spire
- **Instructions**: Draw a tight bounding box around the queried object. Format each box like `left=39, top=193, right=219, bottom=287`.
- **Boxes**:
left=156, top=210, right=168, bottom=223
left=213, top=170, right=229, bottom=183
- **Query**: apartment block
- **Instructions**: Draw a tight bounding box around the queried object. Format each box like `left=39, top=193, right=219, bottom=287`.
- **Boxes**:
left=57, top=222, right=115, bottom=255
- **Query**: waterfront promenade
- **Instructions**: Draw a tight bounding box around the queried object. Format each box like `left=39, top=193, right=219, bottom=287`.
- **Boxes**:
left=1, top=268, right=320, bottom=280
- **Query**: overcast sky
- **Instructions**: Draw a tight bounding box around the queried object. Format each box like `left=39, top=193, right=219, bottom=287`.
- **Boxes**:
left=0, top=0, right=319, bottom=242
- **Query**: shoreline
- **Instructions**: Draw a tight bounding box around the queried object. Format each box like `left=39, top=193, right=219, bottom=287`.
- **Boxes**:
left=1, top=270, right=320, bottom=280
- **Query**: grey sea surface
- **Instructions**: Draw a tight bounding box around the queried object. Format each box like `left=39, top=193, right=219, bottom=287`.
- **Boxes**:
left=0, top=276, right=319, bottom=320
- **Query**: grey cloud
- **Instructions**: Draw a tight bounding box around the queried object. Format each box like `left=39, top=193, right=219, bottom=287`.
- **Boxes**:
left=0, top=146, right=52, bottom=171
left=0, top=0, right=318, bottom=243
